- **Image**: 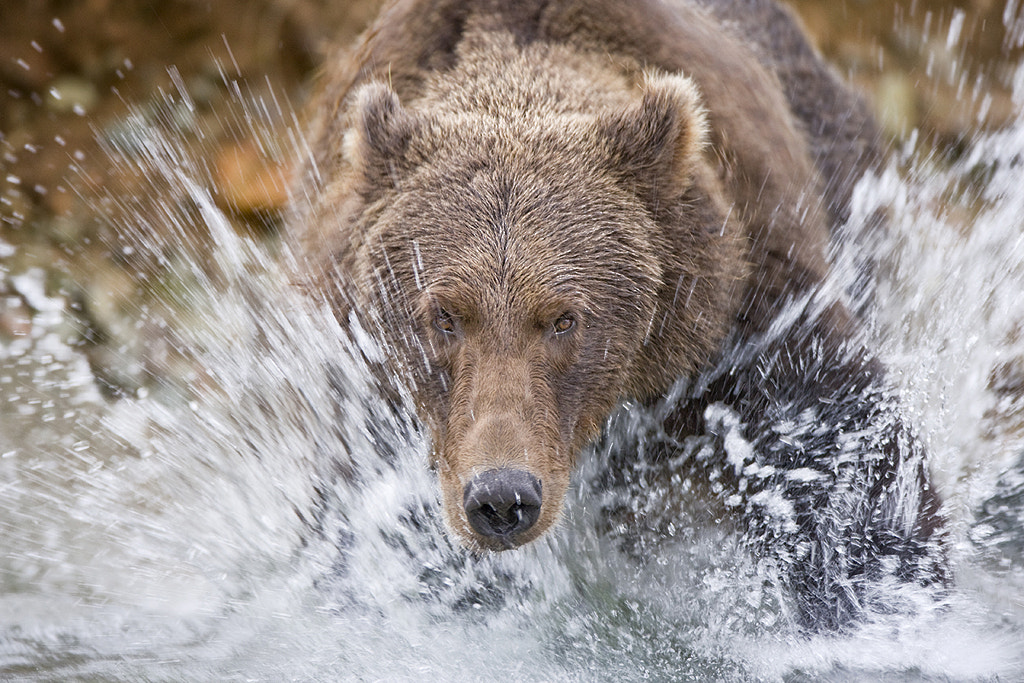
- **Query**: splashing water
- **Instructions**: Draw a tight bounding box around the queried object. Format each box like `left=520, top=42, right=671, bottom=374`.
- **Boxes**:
left=3, top=46, right=1024, bottom=683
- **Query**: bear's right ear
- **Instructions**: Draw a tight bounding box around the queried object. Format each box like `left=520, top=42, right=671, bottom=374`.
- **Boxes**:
left=598, top=71, right=709, bottom=206
left=343, top=82, right=420, bottom=187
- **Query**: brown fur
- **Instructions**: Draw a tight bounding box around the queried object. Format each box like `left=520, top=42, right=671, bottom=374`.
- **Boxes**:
left=290, top=0, right=884, bottom=553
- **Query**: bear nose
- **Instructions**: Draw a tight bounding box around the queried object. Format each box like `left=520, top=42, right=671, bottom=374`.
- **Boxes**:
left=463, top=469, right=542, bottom=548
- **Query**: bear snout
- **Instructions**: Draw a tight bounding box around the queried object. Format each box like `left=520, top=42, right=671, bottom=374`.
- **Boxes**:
left=462, top=468, right=543, bottom=549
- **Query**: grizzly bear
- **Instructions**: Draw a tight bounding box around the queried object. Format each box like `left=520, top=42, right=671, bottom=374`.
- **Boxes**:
left=291, top=0, right=946, bottom=628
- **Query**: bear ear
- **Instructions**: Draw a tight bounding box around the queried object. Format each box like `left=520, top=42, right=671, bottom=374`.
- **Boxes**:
left=343, top=81, right=419, bottom=187
left=599, top=71, right=709, bottom=201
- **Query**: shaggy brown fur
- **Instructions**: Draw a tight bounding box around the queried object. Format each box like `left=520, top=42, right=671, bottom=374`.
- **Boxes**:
left=291, top=0, right=943, bottom=626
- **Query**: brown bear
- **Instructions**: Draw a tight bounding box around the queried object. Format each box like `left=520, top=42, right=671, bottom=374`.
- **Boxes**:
left=291, top=0, right=945, bottom=628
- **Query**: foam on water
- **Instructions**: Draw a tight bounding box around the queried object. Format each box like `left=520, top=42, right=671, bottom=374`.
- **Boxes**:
left=2, top=48, right=1024, bottom=683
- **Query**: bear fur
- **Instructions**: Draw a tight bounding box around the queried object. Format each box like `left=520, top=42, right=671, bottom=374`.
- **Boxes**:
left=291, top=0, right=945, bottom=628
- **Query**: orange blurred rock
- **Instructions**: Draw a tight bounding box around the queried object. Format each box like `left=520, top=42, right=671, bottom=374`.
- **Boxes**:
left=214, top=139, right=291, bottom=215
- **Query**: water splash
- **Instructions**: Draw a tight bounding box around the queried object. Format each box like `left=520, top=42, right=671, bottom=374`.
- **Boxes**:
left=2, top=55, right=1024, bottom=683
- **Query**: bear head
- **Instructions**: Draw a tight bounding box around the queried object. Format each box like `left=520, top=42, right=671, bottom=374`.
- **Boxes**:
left=311, top=69, right=745, bottom=552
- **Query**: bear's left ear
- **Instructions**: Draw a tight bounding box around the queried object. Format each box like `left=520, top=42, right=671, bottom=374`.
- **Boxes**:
left=342, top=81, right=420, bottom=188
left=598, top=71, right=709, bottom=202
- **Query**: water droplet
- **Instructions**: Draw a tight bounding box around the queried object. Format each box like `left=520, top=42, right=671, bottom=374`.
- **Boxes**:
left=946, top=9, right=966, bottom=50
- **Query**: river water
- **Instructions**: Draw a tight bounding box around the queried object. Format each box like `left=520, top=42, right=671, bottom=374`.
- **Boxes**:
left=3, top=30, right=1024, bottom=683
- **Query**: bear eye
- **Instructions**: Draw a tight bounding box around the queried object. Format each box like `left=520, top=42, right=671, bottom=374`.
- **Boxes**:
left=553, top=313, right=576, bottom=335
left=434, top=309, right=457, bottom=335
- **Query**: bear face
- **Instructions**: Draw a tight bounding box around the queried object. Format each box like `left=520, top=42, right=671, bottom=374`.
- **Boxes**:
left=328, top=66, right=744, bottom=550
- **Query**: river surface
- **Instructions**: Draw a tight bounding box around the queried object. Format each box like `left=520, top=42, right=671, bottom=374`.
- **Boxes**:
left=3, top=20, right=1024, bottom=683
